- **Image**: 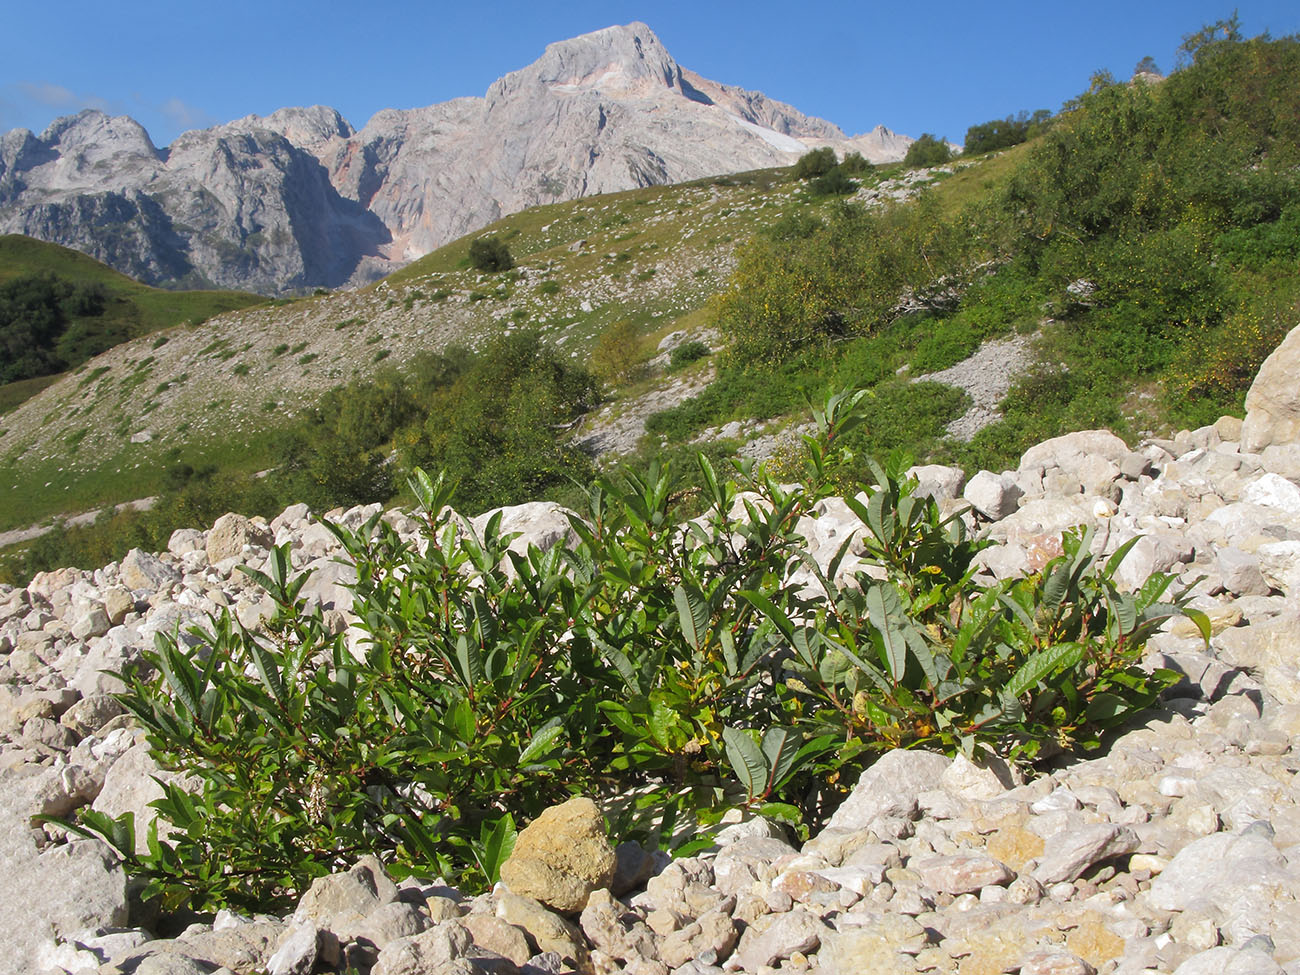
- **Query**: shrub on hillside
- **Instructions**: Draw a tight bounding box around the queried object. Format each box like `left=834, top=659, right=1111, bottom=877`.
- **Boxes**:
left=468, top=235, right=514, bottom=273
left=963, top=109, right=1051, bottom=155
left=668, top=340, right=710, bottom=370
left=902, top=133, right=952, bottom=168
left=792, top=146, right=837, bottom=179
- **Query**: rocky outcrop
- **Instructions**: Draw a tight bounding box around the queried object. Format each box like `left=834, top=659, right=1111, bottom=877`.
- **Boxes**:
left=0, top=23, right=913, bottom=294
left=5, top=330, right=1300, bottom=973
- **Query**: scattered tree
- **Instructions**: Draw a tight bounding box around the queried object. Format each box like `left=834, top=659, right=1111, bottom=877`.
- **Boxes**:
left=468, top=235, right=514, bottom=273
left=902, top=133, right=952, bottom=169
left=792, top=147, right=837, bottom=179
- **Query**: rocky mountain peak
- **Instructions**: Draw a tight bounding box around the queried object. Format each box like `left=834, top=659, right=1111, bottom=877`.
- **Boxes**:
left=224, top=105, right=356, bottom=149
left=488, top=22, right=687, bottom=104
left=38, top=109, right=159, bottom=162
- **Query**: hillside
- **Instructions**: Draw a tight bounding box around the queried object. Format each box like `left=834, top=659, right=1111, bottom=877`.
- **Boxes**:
left=0, top=235, right=264, bottom=408
left=3, top=22, right=1299, bottom=587
left=0, top=23, right=913, bottom=294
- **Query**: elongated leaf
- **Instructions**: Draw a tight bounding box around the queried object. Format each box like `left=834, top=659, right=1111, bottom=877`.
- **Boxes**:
left=648, top=701, right=678, bottom=750
left=760, top=727, right=801, bottom=796
left=519, top=722, right=565, bottom=766
left=739, top=590, right=795, bottom=642
left=154, top=633, right=200, bottom=720
left=1180, top=607, right=1212, bottom=644
left=866, top=583, right=906, bottom=683
left=674, top=585, right=709, bottom=653
left=246, top=636, right=286, bottom=710
left=476, top=813, right=517, bottom=884
left=1103, top=534, right=1143, bottom=578
left=722, top=726, right=767, bottom=801
left=1006, top=641, right=1086, bottom=698
left=1107, top=590, right=1138, bottom=637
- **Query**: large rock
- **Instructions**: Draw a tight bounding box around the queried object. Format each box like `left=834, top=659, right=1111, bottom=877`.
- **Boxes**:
left=206, top=512, right=273, bottom=564
left=824, top=749, right=951, bottom=832
left=1242, top=323, right=1300, bottom=451
left=91, top=742, right=197, bottom=855
left=963, top=470, right=1024, bottom=521
left=470, top=501, right=583, bottom=561
left=293, top=855, right=399, bottom=941
left=119, top=548, right=181, bottom=592
left=499, top=796, right=616, bottom=913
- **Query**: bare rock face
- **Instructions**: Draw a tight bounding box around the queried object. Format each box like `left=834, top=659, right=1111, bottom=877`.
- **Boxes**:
left=499, top=796, right=617, bottom=913
left=0, top=23, right=911, bottom=294
left=1242, top=323, right=1300, bottom=451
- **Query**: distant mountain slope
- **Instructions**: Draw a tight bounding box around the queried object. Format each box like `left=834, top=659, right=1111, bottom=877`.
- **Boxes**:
left=0, top=23, right=911, bottom=294
left=0, top=234, right=264, bottom=402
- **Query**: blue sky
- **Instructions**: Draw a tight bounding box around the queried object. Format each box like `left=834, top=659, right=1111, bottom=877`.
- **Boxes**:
left=2, top=1, right=1296, bottom=148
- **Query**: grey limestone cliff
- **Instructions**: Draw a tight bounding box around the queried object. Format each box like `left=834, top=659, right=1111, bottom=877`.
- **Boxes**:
left=0, top=23, right=912, bottom=293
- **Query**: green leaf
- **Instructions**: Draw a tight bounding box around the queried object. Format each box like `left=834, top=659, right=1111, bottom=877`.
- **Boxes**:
left=673, top=585, right=709, bottom=653
left=648, top=701, right=679, bottom=750
left=1007, top=641, right=1086, bottom=698
left=739, top=590, right=795, bottom=641
left=723, top=726, right=768, bottom=801
left=1181, top=607, right=1212, bottom=644
left=474, top=813, right=517, bottom=885
left=866, top=583, right=906, bottom=683
left=760, top=727, right=800, bottom=795
left=1085, top=691, right=1132, bottom=723
left=519, top=722, right=565, bottom=766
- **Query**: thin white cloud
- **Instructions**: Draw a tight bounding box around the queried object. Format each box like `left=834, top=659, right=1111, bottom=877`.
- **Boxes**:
left=16, top=81, right=111, bottom=113
left=157, top=96, right=218, bottom=133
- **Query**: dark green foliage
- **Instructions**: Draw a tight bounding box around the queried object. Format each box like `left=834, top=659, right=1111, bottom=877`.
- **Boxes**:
left=963, top=110, right=1051, bottom=155
left=60, top=392, right=1204, bottom=914
left=902, top=133, right=953, bottom=168
left=467, top=235, right=514, bottom=273
left=400, top=331, right=598, bottom=513
left=668, top=341, right=710, bottom=370
left=0, top=274, right=110, bottom=383
left=839, top=152, right=872, bottom=175
left=808, top=168, right=857, bottom=197
left=792, top=147, right=837, bottom=179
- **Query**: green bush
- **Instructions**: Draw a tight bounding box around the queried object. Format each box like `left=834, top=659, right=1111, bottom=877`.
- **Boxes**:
left=902, top=134, right=952, bottom=168
left=63, top=390, right=1205, bottom=914
left=792, top=147, right=837, bottom=179
left=808, top=168, right=857, bottom=197
left=468, top=235, right=514, bottom=273
left=963, top=110, right=1051, bottom=155
left=668, top=341, right=710, bottom=370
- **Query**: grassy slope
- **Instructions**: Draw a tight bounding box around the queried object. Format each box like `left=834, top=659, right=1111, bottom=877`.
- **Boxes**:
left=0, top=235, right=266, bottom=412
left=0, top=158, right=1026, bottom=539
left=0, top=168, right=824, bottom=532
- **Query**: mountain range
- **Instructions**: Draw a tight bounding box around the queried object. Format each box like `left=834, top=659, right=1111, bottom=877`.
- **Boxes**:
left=0, top=23, right=912, bottom=295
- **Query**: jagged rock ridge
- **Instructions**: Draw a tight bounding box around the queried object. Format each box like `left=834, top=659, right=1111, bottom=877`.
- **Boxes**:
left=0, top=23, right=913, bottom=294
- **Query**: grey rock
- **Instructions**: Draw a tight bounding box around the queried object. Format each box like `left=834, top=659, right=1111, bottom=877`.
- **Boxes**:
left=371, top=921, right=473, bottom=975
left=266, top=921, right=319, bottom=975
left=963, top=470, right=1024, bottom=521
left=1172, top=946, right=1283, bottom=975
left=911, top=854, right=1014, bottom=895
left=1032, top=823, right=1139, bottom=884
left=825, top=749, right=951, bottom=832
left=206, top=513, right=273, bottom=565
left=1242, top=323, right=1300, bottom=451
left=294, top=855, right=399, bottom=941
left=736, top=907, right=826, bottom=970
left=119, top=549, right=181, bottom=593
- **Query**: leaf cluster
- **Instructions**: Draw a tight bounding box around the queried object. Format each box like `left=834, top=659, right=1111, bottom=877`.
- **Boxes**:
left=65, top=390, right=1203, bottom=914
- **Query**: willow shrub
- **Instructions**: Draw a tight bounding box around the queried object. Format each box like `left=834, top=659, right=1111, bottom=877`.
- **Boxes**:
left=62, top=390, right=1206, bottom=913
